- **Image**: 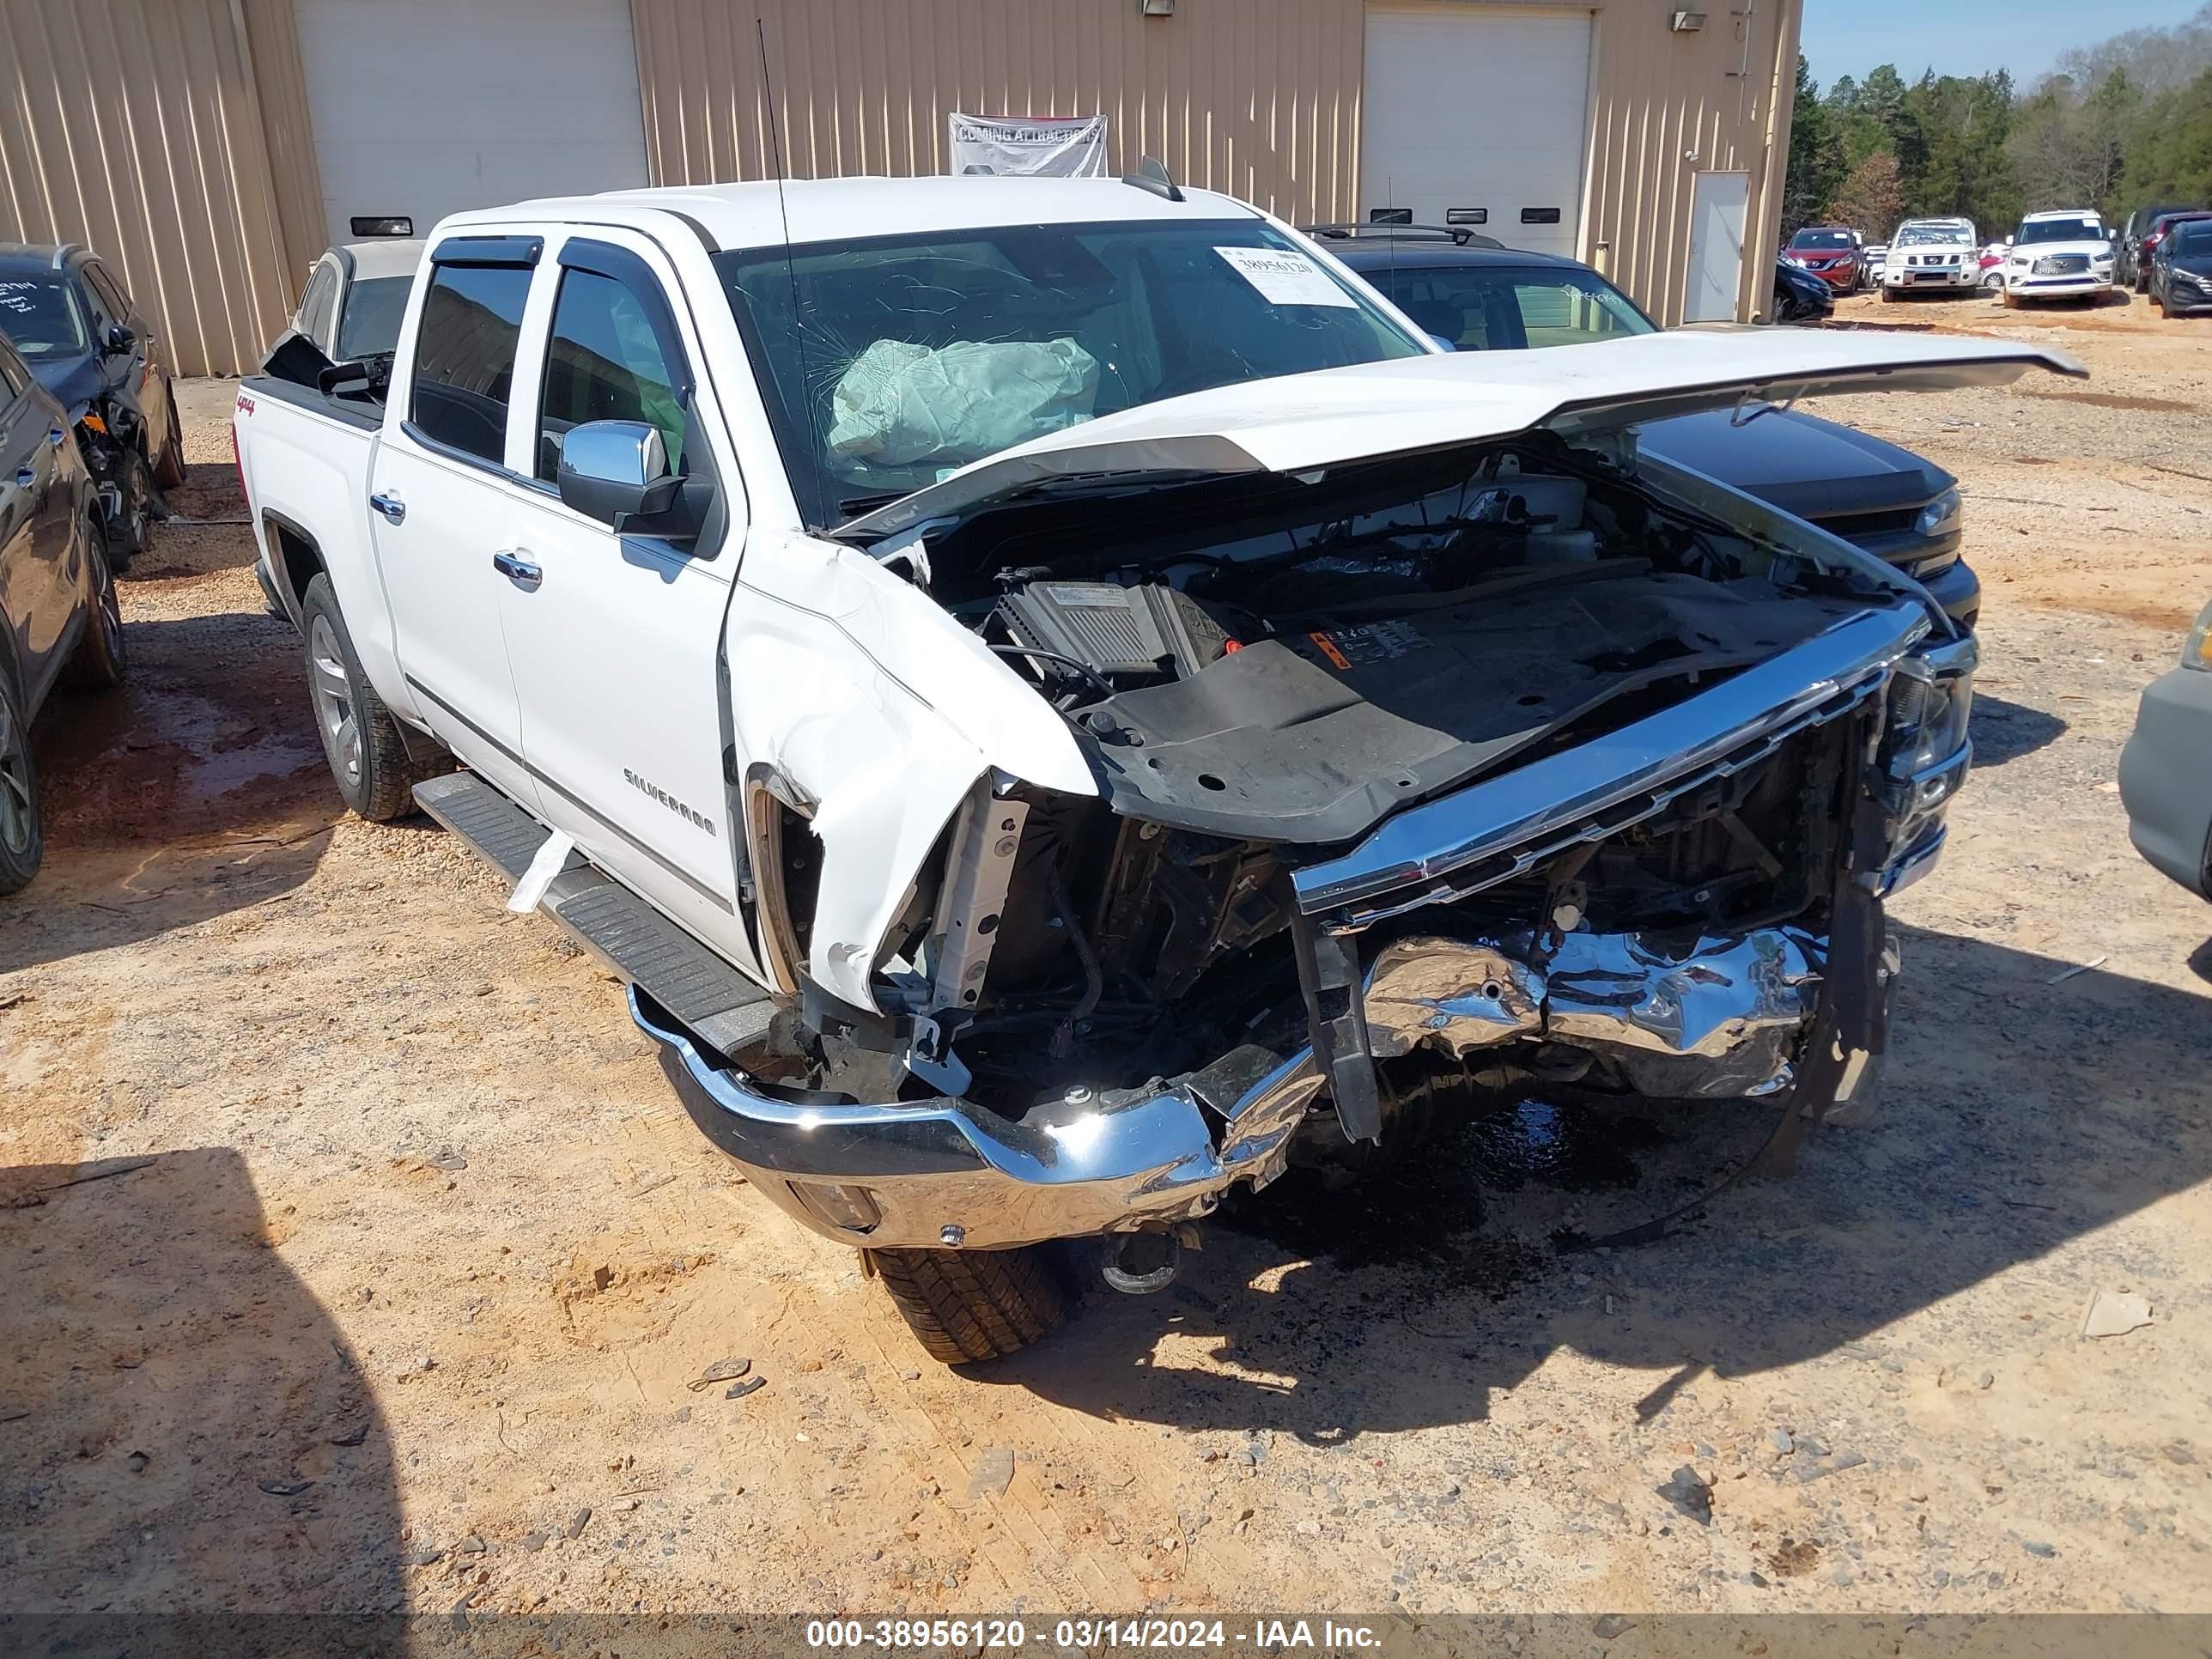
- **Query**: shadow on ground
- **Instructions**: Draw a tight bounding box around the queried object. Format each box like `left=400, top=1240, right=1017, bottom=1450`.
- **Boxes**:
left=984, top=925, right=2209, bottom=1441
left=0, top=1148, right=402, bottom=1611
left=1969, top=695, right=2066, bottom=769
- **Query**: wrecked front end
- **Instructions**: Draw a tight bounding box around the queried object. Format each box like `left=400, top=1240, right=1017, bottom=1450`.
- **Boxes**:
left=641, top=425, right=1976, bottom=1261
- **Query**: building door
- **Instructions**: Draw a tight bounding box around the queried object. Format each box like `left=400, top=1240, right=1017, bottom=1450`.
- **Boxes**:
left=295, top=0, right=651, bottom=246
left=1686, top=172, right=1751, bottom=323
left=1360, top=3, right=1593, bottom=257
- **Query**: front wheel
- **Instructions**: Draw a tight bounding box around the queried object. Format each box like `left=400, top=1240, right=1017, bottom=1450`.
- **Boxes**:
left=151, top=392, right=186, bottom=490
left=63, top=526, right=126, bottom=692
left=105, top=447, right=153, bottom=570
left=301, top=574, right=420, bottom=822
left=0, top=646, right=43, bottom=896
left=866, top=1244, right=1072, bottom=1365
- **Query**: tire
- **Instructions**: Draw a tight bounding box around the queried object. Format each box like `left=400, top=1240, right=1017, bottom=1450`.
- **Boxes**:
left=62, top=524, right=126, bottom=693
left=105, top=447, right=152, bottom=570
left=151, top=391, right=186, bottom=490
left=0, top=641, right=42, bottom=896
left=1880, top=284, right=1897, bottom=303
left=301, top=573, right=419, bottom=822
left=866, top=1244, right=1072, bottom=1365
left=2001, top=287, right=2021, bottom=309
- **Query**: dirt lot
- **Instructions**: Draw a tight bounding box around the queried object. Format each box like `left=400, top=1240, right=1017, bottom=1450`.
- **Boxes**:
left=3, top=289, right=2210, bottom=1625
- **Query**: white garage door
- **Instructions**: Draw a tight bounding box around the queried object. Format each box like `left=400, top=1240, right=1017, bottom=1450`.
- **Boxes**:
left=1360, top=4, right=1593, bottom=259
left=295, top=0, right=651, bottom=248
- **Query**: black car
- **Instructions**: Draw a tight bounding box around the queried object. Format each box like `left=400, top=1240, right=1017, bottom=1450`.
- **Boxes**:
left=2120, top=202, right=2203, bottom=290
left=0, top=243, right=184, bottom=567
left=1311, top=227, right=1978, bottom=628
left=2150, top=218, right=2212, bottom=318
left=0, top=331, right=128, bottom=894
left=1774, top=257, right=1835, bottom=322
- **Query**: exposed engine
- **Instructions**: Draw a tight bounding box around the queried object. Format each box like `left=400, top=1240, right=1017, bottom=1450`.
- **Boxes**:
left=763, top=438, right=1917, bottom=1171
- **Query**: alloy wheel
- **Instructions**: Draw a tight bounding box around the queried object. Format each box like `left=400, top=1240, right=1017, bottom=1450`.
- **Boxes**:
left=307, top=613, right=362, bottom=785
left=0, top=688, right=32, bottom=856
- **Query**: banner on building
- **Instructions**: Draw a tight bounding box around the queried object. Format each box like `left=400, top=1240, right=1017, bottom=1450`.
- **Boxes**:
left=946, top=112, right=1109, bottom=177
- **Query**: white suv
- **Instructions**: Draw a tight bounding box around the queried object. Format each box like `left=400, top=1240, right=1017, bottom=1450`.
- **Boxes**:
left=1882, top=217, right=1980, bottom=298
left=2002, top=210, right=2116, bottom=306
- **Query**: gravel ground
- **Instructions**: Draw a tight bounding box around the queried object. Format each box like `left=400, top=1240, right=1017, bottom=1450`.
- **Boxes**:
left=2, top=292, right=2209, bottom=1625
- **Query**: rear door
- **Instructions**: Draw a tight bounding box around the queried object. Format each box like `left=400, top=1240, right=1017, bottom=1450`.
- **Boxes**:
left=0, top=340, right=70, bottom=702
left=491, top=227, right=755, bottom=961
left=368, top=235, right=541, bottom=810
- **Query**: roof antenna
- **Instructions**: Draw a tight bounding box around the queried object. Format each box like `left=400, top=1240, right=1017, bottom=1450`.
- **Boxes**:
left=757, top=16, right=823, bottom=516
left=1121, top=155, right=1184, bottom=203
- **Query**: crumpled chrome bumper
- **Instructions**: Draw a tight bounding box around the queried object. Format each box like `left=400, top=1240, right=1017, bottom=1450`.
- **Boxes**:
left=634, top=920, right=1836, bottom=1249
left=630, top=988, right=1320, bottom=1251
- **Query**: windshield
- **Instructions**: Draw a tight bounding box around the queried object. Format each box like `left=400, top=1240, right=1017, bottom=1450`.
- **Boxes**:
left=1789, top=230, right=1854, bottom=251
left=1363, top=264, right=1654, bottom=351
left=1895, top=222, right=1970, bottom=247
left=2016, top=218, right=2101, bottom=246
left=0, top=275, right=90, bottom=359
left=714, top=219, right=1425, bottom=526
left=336, top=276, right=411, bottom=360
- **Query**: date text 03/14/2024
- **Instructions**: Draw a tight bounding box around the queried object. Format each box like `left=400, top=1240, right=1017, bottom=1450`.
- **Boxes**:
left=804, top=1619, right=1385, bottom=1650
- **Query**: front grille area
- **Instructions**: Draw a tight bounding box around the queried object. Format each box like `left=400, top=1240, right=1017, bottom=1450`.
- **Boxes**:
left=1809, top=506, right=1919, bottom=549
left=2033, top=254, right=2089, bottom=275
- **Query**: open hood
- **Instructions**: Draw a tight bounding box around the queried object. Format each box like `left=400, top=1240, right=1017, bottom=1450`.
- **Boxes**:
left=837, top=328, right=2083, bottom=542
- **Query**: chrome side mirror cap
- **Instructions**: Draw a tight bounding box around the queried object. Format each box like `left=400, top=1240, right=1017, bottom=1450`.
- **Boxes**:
left=556, top=420, right=682, bottom=529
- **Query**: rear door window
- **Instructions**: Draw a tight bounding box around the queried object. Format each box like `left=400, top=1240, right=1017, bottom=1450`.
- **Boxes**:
left=297, top=264, right=338, bottom=346
left=410, top=263, right=532, bottom=465
left=535, top=266, right=687, bottom=483
left=85, top=262, right=132, bottom=319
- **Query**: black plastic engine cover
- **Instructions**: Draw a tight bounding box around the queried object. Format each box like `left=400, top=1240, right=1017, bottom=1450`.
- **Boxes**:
left=1079, top=574, right=1860, bottom=845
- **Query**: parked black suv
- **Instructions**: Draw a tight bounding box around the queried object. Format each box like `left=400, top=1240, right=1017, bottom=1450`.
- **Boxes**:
left=1312, top=225, right=1978, bottom=628
left=0, top=330, right=128, bottom=893
left=0, top=243, right=183, bottom=567
left=2119, top=203, right=2204, bottom=290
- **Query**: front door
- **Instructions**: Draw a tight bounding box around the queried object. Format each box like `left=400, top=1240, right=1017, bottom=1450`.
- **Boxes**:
left=1686, top=172, right=1752, bottom=323
left=370, top=248, right=538, bottom=810
left=493, top=229, right=754, bottom=964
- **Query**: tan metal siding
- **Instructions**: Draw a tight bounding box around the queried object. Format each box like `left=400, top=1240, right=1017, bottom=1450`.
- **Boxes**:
left=237, top=0, right=328, bottom=289
left=0, top=0, right=295, bottom=374
left=630, top=0, right=1365, bottom=228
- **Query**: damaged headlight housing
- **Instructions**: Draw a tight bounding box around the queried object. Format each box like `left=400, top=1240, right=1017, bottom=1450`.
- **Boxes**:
left=1875, top=635, right=1977, bottom=886
left=2181, top=599, right=2212, bottom=672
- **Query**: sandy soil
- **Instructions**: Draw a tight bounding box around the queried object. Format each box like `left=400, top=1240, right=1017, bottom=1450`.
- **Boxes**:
left=3, top=291, right=2209, bottom=1625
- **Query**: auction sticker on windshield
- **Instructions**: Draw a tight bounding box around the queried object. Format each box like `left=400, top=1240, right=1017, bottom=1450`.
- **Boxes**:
left=1214, top=246, right=1356, bottom=307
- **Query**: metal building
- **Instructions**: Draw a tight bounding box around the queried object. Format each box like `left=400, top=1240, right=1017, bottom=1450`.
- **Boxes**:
left=0, top=0, right=1803, bottom=375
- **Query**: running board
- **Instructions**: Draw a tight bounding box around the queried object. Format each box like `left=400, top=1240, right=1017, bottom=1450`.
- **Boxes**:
left=413, top=773, right=777, bottom=1054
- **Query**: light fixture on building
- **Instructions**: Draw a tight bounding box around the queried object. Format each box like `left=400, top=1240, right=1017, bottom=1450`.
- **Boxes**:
left=1139, top=0, right=1176, bottom=15
left=1669, top=9, right=1708, bottom=28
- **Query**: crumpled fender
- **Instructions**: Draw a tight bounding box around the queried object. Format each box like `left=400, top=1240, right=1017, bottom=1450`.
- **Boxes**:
left=727, top=532, right=1094, bottom=1012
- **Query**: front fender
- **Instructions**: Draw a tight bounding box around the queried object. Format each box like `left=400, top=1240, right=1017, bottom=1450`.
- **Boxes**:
left=728, top=532, right=1094, bottom=1012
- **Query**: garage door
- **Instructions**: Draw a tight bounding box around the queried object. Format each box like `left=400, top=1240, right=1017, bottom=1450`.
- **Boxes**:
left=1360, top=4, right=1592, bottom=259
left=295, top=0, right=651, bottom=248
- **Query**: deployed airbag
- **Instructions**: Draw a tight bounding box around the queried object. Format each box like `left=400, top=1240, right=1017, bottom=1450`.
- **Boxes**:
left=827, top=337, right=1100, bottom=467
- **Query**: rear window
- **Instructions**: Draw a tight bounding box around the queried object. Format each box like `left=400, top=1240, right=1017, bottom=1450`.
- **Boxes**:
left=337, top=276, right=412, bottom=361
left=410, top=264, right=531, bottom=465
left=1366, top=264, right=1654, bottom=350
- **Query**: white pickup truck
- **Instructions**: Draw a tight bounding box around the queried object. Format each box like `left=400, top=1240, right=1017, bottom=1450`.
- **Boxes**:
left=235, top=175, right=2078, bottom=1363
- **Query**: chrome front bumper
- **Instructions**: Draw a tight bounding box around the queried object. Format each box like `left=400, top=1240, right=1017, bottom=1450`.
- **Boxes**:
left=635, top=919, right=1840, bottom=1250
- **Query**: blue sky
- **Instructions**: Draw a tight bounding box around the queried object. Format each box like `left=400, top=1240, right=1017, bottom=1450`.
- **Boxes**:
left=1799, top=0, right=2189, bottom=88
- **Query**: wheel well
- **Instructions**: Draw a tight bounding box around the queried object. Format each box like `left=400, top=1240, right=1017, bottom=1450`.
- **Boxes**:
left=269, top=518, right=325, bottom=609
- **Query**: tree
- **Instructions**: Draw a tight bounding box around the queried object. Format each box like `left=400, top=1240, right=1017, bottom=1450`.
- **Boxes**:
left=1783, top=56, right=1847, bottom=233
left=2118, top=66, right=2212, bottom=204
left=1824, top=150, right=1905, bottom=237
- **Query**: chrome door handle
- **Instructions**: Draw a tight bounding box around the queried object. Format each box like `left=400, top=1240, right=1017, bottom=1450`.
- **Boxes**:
left=492, top=550, right=542, bottom=588
left=368, top=490, right=405, bottom=524
left=46, top=427, right=65, bottom=448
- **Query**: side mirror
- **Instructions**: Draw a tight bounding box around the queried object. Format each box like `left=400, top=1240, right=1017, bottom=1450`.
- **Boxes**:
left=102, top=323, right=135, bottom=356
left=556, top=420, right=682, bottom=531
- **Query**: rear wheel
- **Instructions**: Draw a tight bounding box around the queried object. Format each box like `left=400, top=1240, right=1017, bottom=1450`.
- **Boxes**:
left=62, top=526, right=127, bottom=692
left=866, top=1244, right=1072, bottom=1365
left=106, top=447, right=153, bottom=569
left=0, top=644, right=42, bottom=896
left=301, top=574, right=419, bottom=822
left=151, top=392, right=186, bottom=489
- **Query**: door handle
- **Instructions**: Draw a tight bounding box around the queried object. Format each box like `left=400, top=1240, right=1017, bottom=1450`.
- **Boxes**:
left=368, top=490, right=405, bottom=525
left=492, top=550, right=542, bottom=588
left=46, top=427, right=65, bottom=448
left=13, top=468, right=33, bottom=489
